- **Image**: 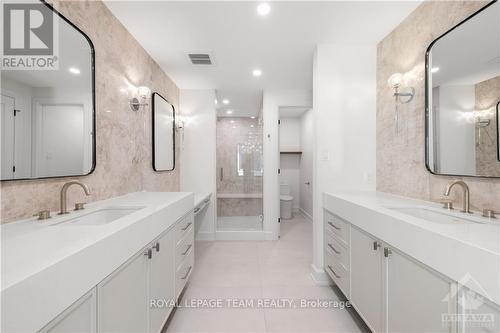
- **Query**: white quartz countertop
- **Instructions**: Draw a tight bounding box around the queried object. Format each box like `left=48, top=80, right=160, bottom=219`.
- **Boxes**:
left=194, top=192, right=212, bottom=208
left=323, top=191, right=500, bottom=305
left=1, top=191, right=194, bottom=332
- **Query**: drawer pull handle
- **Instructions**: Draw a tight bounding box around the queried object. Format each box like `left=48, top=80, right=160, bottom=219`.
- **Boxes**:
left=327, top=221, right=341, bottom=230
left=327, top=243, right=340, bottom=254
left=182, top=244, right=192, bottom=255
left=144, top=248, right=152, bottom=260
left=181, top=266, right=192, bottom=280
left=181, top=222, right=192, bottom=231
left=327, top=265, right=340, bottom=279
left=153, top=242, right=160, bottom=252
left=204, top=198, right=210, bottom=203
left=194, top=207, right=200, bottom=213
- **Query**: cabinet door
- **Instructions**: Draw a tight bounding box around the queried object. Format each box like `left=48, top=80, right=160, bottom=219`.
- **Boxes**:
left=38, top=288, right=96, bottom=333
left=149, top=230, right=176, bottom=333
left=459, top=286, right=500, bottom=333
left=350, top=226, right=384, bottom=333
left=386, top=248, right=453, bottom=333
left=98, top=249, right=149, bottom=333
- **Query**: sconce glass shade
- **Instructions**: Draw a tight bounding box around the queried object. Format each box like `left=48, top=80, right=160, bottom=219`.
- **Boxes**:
left=388, top=73, right=404, bottom=88
left=138, top=86, right=151, bottom=98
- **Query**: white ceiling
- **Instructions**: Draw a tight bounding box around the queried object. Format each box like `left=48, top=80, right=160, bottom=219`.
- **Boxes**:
left=105, top=1, right=421, bottom=116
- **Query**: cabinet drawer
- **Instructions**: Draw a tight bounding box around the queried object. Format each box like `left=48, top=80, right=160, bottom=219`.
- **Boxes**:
left=325, top=230, right=349, bottom=271
left=324, top=211, right=350, bottom=247
left=175, top=214, right=194, bottom=244
left=175, top=250, right=194, bottom=299
left=175, top=226, right=194, bottom=270
left=325, top=250, right=350, bottom=297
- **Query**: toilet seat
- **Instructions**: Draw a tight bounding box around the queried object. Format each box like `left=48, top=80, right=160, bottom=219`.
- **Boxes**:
left=280, top=195, right=293, bottom=201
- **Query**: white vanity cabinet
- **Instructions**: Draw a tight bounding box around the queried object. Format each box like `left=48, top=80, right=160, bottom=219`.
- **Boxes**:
left=97, top=223, right=181, bottom=333
left=38, top=289, right=97, bottom=333
left=326, top=211, right=456, bottom=333
left=385, top=246, right=454, bottom=333
left=458, top=286, right=500, bottom=333
left=350, top=226, right=384, bottom=333
left=97, top=245, right=150, bottom=333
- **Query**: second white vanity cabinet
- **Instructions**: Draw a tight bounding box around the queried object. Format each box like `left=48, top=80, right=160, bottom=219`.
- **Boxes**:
left=327, top=212, right=456, bottom=333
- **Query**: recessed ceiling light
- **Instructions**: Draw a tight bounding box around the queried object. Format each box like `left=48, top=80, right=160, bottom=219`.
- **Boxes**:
left=222, top=99, right=230, bottom=105
left=431, top=67, right=440, bottom=73
left=230, top=120, right=235, bottom=123
left=252, top=69, right=262, bottom=77
left=257, top=3, right=271, bottom=16
left=250, top=116, right=256, bottom=119
left=68, top=67, right=80, bottom=75
left=250, top=125, right=255, bottom=128
left=226, top=110, right=233, bottom=115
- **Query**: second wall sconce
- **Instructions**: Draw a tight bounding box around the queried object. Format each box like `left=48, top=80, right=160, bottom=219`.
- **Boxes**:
left=130, top=86, right=151, bottom=112
left=387, top=73, right=415, bottom=104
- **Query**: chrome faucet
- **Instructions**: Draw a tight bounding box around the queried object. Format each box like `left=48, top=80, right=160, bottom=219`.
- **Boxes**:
left=444, top=180, right=471, bottom=214
left=59, top=181, right=91, bottom=215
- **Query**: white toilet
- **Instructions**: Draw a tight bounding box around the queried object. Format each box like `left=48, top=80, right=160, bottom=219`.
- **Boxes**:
left=280, top=183, right=294, bottom=219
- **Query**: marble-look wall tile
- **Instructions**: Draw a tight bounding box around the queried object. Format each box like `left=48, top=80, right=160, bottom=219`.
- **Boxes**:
left=217, top=198, right=262, bottom=217
left=377, top=1, right=500, bottom=212
left=0, top=0, right=180, bottom=223
left=475, top=76, right=500, bottom=177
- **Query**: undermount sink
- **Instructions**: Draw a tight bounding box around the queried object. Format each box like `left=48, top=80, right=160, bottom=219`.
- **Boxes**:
left=51, top=207, right=144, bottom=226
left=387, top=206, right=484, bottom=224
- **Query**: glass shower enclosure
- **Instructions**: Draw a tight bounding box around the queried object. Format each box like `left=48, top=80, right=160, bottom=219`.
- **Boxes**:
left=216, top=116, right=263, bottom=232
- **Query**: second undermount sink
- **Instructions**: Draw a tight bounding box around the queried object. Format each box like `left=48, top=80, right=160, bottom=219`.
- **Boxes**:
left=387, top=206, right=484, bottom=224
left=51, top=207, right=144, bottom=226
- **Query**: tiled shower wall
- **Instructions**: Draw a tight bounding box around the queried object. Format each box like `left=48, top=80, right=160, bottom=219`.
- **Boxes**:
left=1, top=0, right=180, bottom=223
left=376, top=0, right=500, bottom=211
left=216, top=117, right=263, bottom=216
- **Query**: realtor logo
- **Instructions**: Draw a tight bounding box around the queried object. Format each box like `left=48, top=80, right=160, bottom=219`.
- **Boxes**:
left=1, top=1, right=58, bottom=69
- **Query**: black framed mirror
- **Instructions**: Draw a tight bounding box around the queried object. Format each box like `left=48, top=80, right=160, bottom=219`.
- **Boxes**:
left=1, top=0, right=95, bottom=181
left=152, top=92, right=175, bottom=171
left=425, top=1, right=500, bottom=178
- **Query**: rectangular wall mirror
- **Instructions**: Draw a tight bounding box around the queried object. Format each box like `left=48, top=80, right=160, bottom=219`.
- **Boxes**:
left=426, top=1, right=499, bottom=178
left=152, top=92, right=175, bottom=171
left=1, top=0, right=95, bottom=180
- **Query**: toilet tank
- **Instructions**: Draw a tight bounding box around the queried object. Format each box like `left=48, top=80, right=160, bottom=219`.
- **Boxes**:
left=280, top=183, right=290, bottom=195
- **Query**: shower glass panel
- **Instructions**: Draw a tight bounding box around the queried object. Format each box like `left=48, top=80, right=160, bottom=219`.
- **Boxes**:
left=216, top=117, right=263, bottom=231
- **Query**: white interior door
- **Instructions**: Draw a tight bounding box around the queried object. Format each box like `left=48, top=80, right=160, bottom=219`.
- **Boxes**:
left=1, top=94, right=15, bottom=179
left=34, top=100, right=85, bottom=177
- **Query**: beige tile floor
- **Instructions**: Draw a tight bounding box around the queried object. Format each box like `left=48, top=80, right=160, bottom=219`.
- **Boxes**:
left=166, top=214, right=368, bottom=333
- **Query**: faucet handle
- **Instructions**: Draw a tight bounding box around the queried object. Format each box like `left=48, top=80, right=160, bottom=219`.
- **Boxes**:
left=33, top=210, right=51, bottom=220
left=74, top=202, right=86, bottom=211
left=482, top=209, right=497, bottom=219
left=439, top=198, right=454, bottom=210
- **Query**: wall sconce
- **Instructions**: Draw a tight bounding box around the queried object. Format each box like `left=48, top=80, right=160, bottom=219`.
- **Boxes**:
left=129, top=86, right=151, bottom=112
left=387, top=73, right=415, bottom=104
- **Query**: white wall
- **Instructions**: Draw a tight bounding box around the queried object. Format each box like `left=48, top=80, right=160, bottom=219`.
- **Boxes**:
left=312, top=44, right=376, bottom=283
left=436, top=85, right=476, bottom=175
left=299, top=109, right=314, bottom=219
left=262, top=90, right=312, bottom=240
left=279, top=117, right=301, bottom=151
left=180, top=89, right=217, bottom=240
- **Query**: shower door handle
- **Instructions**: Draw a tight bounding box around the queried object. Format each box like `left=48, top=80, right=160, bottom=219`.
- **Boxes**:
left=220, top=168, right=223, bottom=181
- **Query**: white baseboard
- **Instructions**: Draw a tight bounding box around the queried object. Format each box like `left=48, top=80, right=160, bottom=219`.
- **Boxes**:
left=310, top=263, right=332, bottom=286
left=216, top=230, right=267, bottom=241
left=195, top=231, right=216, bottom=241
left=299, top=208, right=313, bottom=222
